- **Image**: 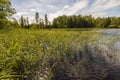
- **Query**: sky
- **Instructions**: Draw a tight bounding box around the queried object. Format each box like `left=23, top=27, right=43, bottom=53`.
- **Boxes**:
left=11, top=0, right=120, bottom=22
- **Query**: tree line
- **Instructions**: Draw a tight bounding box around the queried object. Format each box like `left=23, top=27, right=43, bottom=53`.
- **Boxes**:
left=7, top=14, right=120, bottom=29
left=18, top=13, right=51, bottom=29
left=52, top=15, right=120, bottom=28
left=0, top=0, right=120, bottom=29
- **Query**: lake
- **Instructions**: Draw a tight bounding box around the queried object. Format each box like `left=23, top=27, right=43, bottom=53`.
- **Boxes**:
left=99, top=29, right=120, bottom=50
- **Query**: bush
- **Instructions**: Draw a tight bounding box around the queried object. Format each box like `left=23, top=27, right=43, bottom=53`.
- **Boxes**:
left=0, top=19, right=11, bottom=30
left=118, top=25, right=120, bottom=28
left=108, top=25, right=118, bottom=28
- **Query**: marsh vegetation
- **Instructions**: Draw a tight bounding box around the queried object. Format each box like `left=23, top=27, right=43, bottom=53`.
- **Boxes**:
left=0, top=29, right=120, bottom=80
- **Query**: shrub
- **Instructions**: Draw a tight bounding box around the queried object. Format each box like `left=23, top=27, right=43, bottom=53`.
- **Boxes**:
left=108, top=25, right=118, bottom=28
left=0, top=19, right=11, bottom=30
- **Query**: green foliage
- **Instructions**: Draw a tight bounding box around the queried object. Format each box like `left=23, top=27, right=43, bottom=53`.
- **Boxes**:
left=19, top=16, right=30, bottom=29
left=0, top=0, right=16, bottom=19
left=0, top=0, right=16, bottom=30
left=96, top=17, right=111, bottom=28
left=52, top=15, right=95, bottom=28
left=45, top=14, right=48, bottom=28
left=11, top=18, right=20, bottom=28
left=52, top=15, right=120, bottom=28
left=0, top=28, right=120, bottom=80
left=0, top=28, right=100, bottom=80
left=0, top=19, right=11, bottom=29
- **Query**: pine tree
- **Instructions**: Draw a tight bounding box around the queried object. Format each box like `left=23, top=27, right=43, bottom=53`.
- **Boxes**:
left=45, top=14, right=48, bottom=28
left=19, top=15, right=24, bottom=28
left=35, top=12, right=39, bottom=24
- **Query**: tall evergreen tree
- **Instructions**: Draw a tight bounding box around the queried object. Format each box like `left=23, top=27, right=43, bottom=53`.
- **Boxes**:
left=45, top=14, right=48, bottom=28
left=35, top=12, right=39, bottom=24
left=19, top=15, right=24, bottom=28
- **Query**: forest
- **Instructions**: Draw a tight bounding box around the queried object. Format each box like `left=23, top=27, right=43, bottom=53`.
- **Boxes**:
left=0, top=0, right=120, bottom=80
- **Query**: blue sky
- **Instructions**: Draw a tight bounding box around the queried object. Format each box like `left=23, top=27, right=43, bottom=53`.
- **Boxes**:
left=11, top=0, right=120, bottom=21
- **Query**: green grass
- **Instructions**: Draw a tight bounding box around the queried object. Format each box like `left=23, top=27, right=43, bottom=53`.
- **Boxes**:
left=0, top=28, right=118, bottom=80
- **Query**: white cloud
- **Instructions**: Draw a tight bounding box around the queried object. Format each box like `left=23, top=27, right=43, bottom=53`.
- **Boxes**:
left=49, top=0, right=89, bottom=21
left=15, top=12, right=28, bottom=16
left=64, top=0, right=89, bottom=15
left=12, top=0, right=120, bottom=22
left=64, top=5, right=70, bottom=9
left=80, top=0, right=120, bottom=18
left=89, top=0, right=120, bottom=13
left=47, top=5, right=54, bottom=8
left=92, top=12, right=108, bottom=18
left=30, top=9, right=36, bottom=12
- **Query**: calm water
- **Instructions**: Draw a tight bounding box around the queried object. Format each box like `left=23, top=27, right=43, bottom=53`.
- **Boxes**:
left=100, top=29, right=120, bottom=50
